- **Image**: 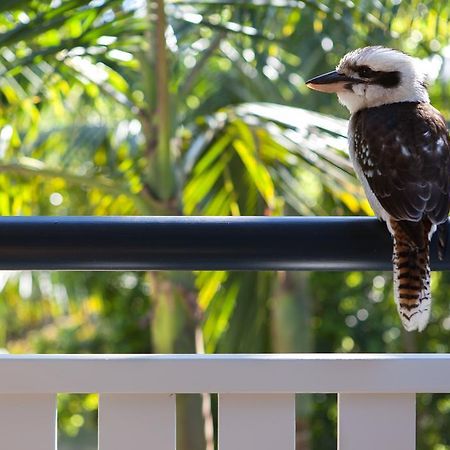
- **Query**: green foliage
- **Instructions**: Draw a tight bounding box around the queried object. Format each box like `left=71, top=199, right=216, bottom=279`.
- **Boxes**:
left=0, top=0, right=449, bottom=449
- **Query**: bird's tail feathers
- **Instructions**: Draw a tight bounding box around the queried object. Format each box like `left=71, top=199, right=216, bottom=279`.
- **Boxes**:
left=391, top=220, right=431, bottom=332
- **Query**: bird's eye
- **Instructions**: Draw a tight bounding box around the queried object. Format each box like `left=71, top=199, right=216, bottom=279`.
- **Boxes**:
left=358, top=66, right=375, bottom=78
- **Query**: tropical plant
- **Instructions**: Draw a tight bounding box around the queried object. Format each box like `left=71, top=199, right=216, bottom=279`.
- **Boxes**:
left=0, top=0, right=450, bottom=449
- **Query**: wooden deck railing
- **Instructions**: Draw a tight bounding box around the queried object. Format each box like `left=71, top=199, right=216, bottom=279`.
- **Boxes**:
left=1, top=354, right=449, bottom=450
left=1, top=217, right=449, bottom=449
left=0, top=216, right=447, bottom=270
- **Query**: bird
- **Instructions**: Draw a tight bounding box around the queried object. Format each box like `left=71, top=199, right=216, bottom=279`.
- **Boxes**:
left=306, top=46, right=450, bottom=332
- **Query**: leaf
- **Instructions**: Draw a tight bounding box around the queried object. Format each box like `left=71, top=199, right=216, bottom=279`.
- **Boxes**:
left=196, top=270, right=228, bottom=310
left=183, top=152, right=232, bottom=214
left=233, top=138, right=276, bottom=209
left=202, top=277, right=239, bottom=351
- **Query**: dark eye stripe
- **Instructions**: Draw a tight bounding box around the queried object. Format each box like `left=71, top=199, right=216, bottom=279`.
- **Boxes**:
left=376, top=71, right=401, bottom=87
left=357, top=65, right=376, bottom=78
left=347, top=63, right=401, bottom=88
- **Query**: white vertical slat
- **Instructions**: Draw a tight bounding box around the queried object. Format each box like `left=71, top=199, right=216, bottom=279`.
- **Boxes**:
left=338, top=393, right=415, bottom=450
left=99, top=393, right=175, bottom=450
left=0, top=394, right=56, bottom=450
left=219, top=394, right=295, bottom=450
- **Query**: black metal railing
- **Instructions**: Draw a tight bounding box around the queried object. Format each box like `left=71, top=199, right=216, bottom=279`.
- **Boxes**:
left=0, top=216, right=448, bottom=271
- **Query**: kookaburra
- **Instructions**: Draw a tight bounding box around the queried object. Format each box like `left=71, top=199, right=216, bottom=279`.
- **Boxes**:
left=306, top=46, right=450, bottom=332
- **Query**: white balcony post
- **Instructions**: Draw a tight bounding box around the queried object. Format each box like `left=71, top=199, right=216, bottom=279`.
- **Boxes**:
left=219, top=394, right=295, bottom=450
left=338, top=393, right=416, bottom=450
left=0, top=394, right=56, bottom=450
left=98, top=393, right=176, bottom=450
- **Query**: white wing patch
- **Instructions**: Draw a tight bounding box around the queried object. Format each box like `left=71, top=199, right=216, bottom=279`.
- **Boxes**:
left=348, top=126, right=390, bottom=222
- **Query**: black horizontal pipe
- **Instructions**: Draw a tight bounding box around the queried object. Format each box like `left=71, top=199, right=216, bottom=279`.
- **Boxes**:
left=0, top=216, right=448, bottom=271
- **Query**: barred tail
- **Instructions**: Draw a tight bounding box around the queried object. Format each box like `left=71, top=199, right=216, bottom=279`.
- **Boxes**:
left=391, top=220, right=431, bottom=332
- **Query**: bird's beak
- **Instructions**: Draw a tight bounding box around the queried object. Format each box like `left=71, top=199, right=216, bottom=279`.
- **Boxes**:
left=306, top=70, right=358, bottom=93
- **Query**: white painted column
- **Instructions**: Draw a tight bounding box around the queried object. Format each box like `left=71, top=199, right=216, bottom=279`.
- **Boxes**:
left=0, top=394, right=56, bottom=450
left=219, top=394, right=295, bottom=450
left=338, top=393, right=416, bottom=450
left=99, top=394, right=176, bottom=450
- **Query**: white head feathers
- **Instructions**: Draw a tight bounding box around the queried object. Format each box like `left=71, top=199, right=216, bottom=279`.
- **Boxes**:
left=336, top=46, right=430, bottom=113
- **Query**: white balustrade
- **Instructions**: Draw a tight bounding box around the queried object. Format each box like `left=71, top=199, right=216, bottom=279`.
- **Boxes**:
left=0, top=394, right=56, bottom=450
left=219, top=394, right=295, bottom=450
left=0, top=354, right=448, bottom=449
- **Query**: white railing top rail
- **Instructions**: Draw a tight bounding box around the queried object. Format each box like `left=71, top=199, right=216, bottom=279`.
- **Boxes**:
left=0, top=353, right=449, bottom=394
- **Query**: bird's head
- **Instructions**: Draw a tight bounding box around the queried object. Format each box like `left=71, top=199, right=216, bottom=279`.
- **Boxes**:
left=306, top=46, right=429, bottom=114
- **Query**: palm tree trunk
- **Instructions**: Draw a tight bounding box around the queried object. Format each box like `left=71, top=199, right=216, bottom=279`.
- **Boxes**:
left=149, top=272, right=207, bottom=450
left=145, top=0, right=174, bottom=201
left=271, top=271, right=313, bottom=450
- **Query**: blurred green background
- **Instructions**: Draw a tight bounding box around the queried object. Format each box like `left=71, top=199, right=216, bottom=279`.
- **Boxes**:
left=0, top=0, right=450, bottom=449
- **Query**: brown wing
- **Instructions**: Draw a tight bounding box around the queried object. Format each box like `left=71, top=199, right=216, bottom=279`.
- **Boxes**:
left=352, top=102, right=450, bottom=226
